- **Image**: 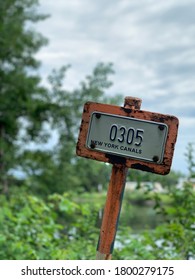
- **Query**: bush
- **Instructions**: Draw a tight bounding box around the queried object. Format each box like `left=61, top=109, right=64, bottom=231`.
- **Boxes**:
left=0, top=188, right=99, bottom=259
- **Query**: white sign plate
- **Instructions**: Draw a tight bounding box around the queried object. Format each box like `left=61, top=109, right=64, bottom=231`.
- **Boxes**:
left=86, top=112, right=168, bottom=164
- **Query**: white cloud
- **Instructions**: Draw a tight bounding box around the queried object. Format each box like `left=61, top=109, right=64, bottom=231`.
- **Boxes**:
left=36, top=0, right=195, bottom=174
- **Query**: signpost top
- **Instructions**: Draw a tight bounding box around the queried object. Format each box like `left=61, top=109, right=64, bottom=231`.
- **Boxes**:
left=76, top=98, right=179, bottom=175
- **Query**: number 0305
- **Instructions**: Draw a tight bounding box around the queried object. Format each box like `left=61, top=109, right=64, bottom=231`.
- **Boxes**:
left=109, top=124, right=144, bottom=146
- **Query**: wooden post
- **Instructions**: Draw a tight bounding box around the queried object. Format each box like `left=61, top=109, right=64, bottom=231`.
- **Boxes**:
left=96, top=97, right=142, bottom=260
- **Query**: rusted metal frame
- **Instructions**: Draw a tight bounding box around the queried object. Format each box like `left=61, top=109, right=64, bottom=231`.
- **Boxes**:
left=76, top=101, right=179, bottom=175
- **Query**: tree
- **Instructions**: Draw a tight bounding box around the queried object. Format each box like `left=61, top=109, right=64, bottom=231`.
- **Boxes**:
left=0, top=0, right=122, bottom=196
left=185, top=143, right=195, bottom=180
left=127, top=168, right=182, bottom=190
left=0, top=0, right=48, bottom=192
left=21, top=63, right=120, bottom=195
left=0, top=0, right=126, bottom=197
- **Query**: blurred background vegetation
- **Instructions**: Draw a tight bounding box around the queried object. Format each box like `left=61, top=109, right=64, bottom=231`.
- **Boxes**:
left=0, top=0, right=195, bottom=260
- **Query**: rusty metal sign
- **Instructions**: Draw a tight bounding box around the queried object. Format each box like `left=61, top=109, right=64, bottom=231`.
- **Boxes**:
left=76, top=101, right=179, bottom=175
left=76, top=97, right=179, bottom=260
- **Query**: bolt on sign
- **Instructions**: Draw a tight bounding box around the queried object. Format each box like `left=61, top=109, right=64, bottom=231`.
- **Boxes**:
left=77, top=100, right=179, bottom=175
left=76, top=97, right=179, bottom=260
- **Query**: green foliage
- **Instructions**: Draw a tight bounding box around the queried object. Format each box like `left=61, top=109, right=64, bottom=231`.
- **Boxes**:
left=0, top=171, right=195, bottom=260
left=185, top=143, right=195, bottom=179
left=113, top=147, right=195, bottom=260
left=0, top=0, right=119, bottom=196
left=20, top=63, right=117, bottom=195
left=113, top=181, right=195, bottom=259
left=0, top=187, right=99, bottom=259
left=114, top=227, right=156, bottom=260
left=0, top=0, right=48, bottom=190
left=149, top=181, right=195, bottom=259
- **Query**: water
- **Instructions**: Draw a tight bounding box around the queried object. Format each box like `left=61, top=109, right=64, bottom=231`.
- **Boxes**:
left=120, top=204, right=163, bottom=232
left=97, top=198, right=163, bottom=233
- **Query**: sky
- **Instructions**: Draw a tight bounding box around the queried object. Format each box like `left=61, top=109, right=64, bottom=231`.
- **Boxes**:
left=35, top=0, right=195, bottom=174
